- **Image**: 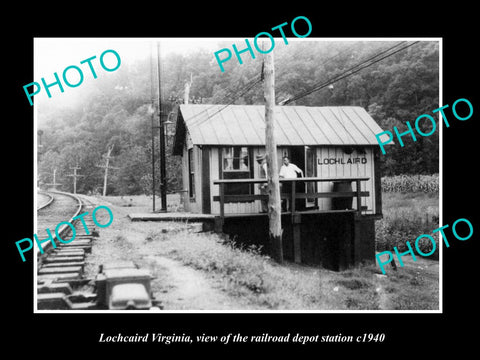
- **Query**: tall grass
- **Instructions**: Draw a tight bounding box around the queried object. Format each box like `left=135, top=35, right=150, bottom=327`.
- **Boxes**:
left=381, top=174, right=439, bottom=193
left=376, top=191, right=439, bottom=258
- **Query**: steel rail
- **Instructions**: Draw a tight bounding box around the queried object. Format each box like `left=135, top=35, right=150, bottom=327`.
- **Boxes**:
left=37, top=191, right=54, bottom=211
left=36, top=190, right=84, bottom=261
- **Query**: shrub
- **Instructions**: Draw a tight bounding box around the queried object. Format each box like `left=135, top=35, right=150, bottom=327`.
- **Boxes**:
left=376, top=211, right=439, bottom=259
left=376, top=190, right=439, bottom=260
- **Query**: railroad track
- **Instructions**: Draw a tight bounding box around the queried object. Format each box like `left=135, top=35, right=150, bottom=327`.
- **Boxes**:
left=37, top=191, right=54, bottom=211
left=36, top=191, right=95, bottom=309
left=36, top=191, right=83, bottom=256
left=36, top=191, right=160, bottom=311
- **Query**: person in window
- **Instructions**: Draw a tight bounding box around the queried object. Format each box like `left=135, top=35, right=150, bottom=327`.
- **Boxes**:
left=279, top=156, right=303, bottom=211
left=256, top=154, right=268, bottom=213
left=240, top=156, right=249, bottom=170
left=224, top=158, right=233, bottom=170
left=224, top=148, right=234, bottom=170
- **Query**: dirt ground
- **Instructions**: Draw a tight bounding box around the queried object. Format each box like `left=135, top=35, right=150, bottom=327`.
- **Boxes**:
left=79, top=194, right=261, bottom=310
left=144, top=256, right=258, bottom=310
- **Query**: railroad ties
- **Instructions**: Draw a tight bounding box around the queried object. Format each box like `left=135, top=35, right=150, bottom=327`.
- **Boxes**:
left=37, top=203, right=97, bottom=310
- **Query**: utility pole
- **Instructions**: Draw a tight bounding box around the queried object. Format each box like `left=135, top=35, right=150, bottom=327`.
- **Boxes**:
left=157, top=41, right=167, bottom=212
left=46, top=168, right=62, bottom=190
left=150, top=42, right=156, bottom=212
left=184, top=73, right=192, bottom=104
left=97, top=144, right=119, bottom=197
left=67, top=166, right=84, bottom=194
left=37, top=129, right=44, bottom=162
left=264, top=50, right=283, bottom=263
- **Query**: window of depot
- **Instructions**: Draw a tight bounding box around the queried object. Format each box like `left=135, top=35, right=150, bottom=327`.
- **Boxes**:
left=188, top=148, right=195, bottom=199
left=221, top=146, right=253, bottom=198
left=223, top=146, right=250, bottom=171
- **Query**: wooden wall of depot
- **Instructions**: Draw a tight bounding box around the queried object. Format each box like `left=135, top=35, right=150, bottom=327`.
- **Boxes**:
left=181, top=133, right=377, bottom=215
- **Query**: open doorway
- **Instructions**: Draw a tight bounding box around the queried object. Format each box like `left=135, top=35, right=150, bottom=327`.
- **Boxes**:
left=281, top=146, right=317, bottom=210
left=289, top=146, right=306, bottom=211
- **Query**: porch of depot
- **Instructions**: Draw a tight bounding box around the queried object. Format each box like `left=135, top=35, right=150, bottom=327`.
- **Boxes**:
left=213, top=177, right=370, bottom=219
left=212, top=177, right=373, bottom=268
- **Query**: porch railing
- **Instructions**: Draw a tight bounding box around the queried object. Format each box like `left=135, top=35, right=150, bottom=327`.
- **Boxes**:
left=212, top=177, right=370, bottom=219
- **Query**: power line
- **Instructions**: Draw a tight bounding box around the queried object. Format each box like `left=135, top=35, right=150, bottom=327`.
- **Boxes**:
left=189, top=41, right=382, bottom=124
left=282, top=41, right=409, bottom=104
left=282, top=41, right=419, bottom=105
left=272, top=41, right=366, bottom=103
left=186, top=73, right=263, bottom=126
left=185, top=43, right=360, bottom=124
left=181, top=41, right=419, bottom=127
left=274, top=41, right=358, bottom=82
left=189, top=76, right=263, bottom=127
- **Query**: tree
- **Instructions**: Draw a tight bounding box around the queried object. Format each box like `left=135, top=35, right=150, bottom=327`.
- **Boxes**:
left=115, top=146, right=150, bottom=195
left=37, top=40, right=440, bottom=196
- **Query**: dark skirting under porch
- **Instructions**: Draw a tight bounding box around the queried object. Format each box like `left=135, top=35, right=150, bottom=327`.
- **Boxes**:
left=219, top=212, right=375, bottom=271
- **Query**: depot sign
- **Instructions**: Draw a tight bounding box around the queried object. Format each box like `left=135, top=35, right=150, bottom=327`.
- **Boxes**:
left=318, top=157, right=367, bottom=165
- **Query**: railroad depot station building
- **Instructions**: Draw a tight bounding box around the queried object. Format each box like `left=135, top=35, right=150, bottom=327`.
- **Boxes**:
left=172, top=104, right=387, bottom=270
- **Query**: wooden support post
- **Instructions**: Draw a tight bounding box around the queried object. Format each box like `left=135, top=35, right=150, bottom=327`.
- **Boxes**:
left=356, top=179, right=362, bottom=215
left=291, top=180, right=301, bottom=263
left=219, top=182, right=225, bottom=227
left=214, top=218, right=222, bottom=233
left=215, top=182, right=225, bottom=233
left=292, top=214, right=302, bottom=264
left=264, top=50, right=283, bottom=264
left=291, top=180, right=296, bottom=214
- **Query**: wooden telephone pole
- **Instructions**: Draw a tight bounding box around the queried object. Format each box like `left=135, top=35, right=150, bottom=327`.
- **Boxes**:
left=46, top=168, right=62, bottom=190
left=67, top=166, right=84, bottom=194
left=157, top=41, right=167, bottom=212
left=264, top=50, right=283, bottom=263
left=97, top=144, right=119, bottom=196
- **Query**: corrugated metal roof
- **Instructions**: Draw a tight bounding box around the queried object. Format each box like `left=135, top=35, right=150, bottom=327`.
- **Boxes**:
left=179, top=104, right=385, bottom=146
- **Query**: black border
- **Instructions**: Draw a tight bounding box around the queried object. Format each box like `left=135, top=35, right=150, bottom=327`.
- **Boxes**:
left=6, top=6, right=478, bottom=354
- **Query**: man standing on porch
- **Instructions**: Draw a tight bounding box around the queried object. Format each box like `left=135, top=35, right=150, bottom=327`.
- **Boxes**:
left=256, top=154, right=268, bottom=212
left=279, top=156, right=304, bottom=211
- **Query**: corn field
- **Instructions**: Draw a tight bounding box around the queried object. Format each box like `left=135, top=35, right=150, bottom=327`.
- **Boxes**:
left=381, top=174, right=439, bottom=193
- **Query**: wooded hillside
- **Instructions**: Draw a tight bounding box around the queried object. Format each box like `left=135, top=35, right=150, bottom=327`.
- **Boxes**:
left=37, top=40, right=439, bottom=195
